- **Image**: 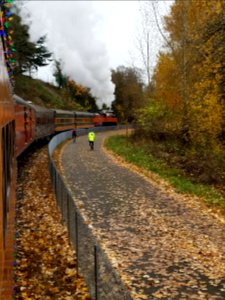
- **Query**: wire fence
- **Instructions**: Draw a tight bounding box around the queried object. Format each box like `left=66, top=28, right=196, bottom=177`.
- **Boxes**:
left=48, top=126, right=133, bottom=300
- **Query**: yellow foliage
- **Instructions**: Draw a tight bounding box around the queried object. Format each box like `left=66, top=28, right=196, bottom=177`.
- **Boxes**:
left=152, top=0, right=225, bottom=151
left=153, top=53, right=182, bottom=110
left=67, top=79, right=88, bottom=99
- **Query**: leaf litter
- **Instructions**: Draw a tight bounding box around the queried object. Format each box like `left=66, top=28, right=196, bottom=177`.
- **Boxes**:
left=15, top=146, right=91, bottom=300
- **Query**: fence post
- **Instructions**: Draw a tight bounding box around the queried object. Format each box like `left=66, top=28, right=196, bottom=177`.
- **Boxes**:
left=55, top=170, right=57, bottom=194
left=94, top=244, right=98, bottom=300
left=60, top=179, right=63, bottom=213
left=67, top=194, right=70, bottom=238
left=75, top=211, right=79, bottom=275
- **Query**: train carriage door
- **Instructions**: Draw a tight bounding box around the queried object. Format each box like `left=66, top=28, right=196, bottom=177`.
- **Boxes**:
left=28, top=107, right=34, bottom=141
left=24, top=107, right=28, bottom=143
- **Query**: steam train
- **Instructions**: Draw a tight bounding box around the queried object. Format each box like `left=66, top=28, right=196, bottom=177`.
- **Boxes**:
left=0, top=42, right=117, bottom=300
left=14, top=94, right=117, bottom=156
left=14, top=95, right=118, bottom=156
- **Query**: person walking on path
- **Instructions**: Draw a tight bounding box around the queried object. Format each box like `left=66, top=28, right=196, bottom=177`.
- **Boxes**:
left=88, top=131, right=95, bottom=150
left=72, top=129, right=77, bottom=143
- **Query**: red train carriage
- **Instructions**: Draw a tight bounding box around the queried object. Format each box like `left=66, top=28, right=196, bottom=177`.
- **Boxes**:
left=0, top=32, right=16, bottom=299
left=14, top=95, right=56, bottom=156
left=14, top=95, right=35, bottom=156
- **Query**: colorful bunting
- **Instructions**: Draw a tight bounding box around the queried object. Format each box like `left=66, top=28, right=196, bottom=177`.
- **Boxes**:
left=0, top=0, right=15, bottom=84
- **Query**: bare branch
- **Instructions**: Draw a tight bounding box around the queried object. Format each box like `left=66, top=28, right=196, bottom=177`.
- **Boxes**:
left=151, top=1, right=175, bottom=54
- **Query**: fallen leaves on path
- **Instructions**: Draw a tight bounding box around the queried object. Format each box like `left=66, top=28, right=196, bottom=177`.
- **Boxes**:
left=59, top=131, right=225, bottom=299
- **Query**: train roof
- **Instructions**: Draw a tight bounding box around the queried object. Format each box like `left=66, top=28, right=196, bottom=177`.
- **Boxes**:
left=14, top=96, right=95, bottom=117
left=75, top=111, right=94, bottom=117
left=53, top=109, right=74, bottom=115
left=14, top=94, right=54, bottom=114
left=29, top=103, right=54, bottom=113
left=13, top=94, right=32, bottom=107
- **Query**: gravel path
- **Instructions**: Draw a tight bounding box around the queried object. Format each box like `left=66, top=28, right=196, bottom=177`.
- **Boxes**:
left=61, top=130, right=225, bottom=300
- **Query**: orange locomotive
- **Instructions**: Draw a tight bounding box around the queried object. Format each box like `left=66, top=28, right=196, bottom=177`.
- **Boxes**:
left=93, top=111, right=117, bottom=127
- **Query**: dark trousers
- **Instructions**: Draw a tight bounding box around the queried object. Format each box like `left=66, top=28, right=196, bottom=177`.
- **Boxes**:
left=89, top=141, right=94, bottom=150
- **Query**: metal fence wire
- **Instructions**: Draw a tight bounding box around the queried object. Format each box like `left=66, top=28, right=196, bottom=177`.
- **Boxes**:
left=48, top=127, right=133, bottom=300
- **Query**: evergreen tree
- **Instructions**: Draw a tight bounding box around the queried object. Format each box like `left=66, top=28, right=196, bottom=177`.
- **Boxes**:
left=31, top=35, right=52, bottom=71
left=53, top=60, right=68, bottom=88
left=10, top=13, right=52, bottom=74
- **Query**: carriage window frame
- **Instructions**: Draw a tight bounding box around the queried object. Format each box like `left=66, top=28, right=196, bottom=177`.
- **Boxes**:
left=2, top=121, right=14, bottom=248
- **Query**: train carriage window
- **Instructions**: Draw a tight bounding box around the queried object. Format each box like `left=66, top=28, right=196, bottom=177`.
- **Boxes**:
left=2, top=127, right=7, bottom=247
left=6, top=124, right=11, bottom=205
left=29, top=108, right=32, bottom=130
left=1, top=122, right=14, bottom=248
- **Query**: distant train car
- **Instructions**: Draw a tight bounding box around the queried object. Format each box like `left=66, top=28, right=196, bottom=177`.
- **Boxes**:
left=53, top=109, right=75, bottom=132
left=93, top=112, right=117, bottom=126
left=0, top=30, right=16, bottom=299
left=54, top=110, right=95, bottom=132
left=75, top=111, right=94, bottom=129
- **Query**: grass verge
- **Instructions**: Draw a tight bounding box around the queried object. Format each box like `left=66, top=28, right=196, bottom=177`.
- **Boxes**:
left=104, top=135, right=225, bottom=209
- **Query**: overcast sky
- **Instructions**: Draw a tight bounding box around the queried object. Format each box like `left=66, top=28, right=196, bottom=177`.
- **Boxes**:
left=20, top=1, right=173, bottom=107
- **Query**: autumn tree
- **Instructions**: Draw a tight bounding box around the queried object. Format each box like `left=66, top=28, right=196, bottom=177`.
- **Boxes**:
left=187, top=1, right=225, bottom=151
left=137, top=0, right=225, bottom=182
left=111, top=66, right=145, bottom=122
left=66, top=79, right=98, bottom=111
left=163, top=0, right=225, bottom=150
left=139, top=1, right=225, bottom=144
